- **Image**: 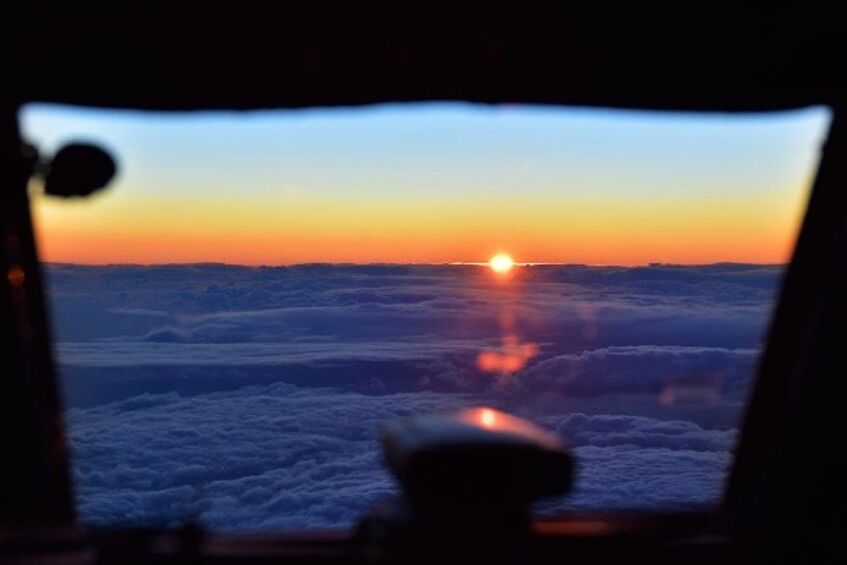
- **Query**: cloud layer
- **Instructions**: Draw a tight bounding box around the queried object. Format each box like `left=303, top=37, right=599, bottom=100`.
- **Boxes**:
left=67, top=385, right=735, bottom=529
left=45, top=263, right=778, bottom=530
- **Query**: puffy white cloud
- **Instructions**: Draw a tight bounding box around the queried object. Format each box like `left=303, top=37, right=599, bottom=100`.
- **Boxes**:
left=515, top=345, right=758, bottom=400
left=67, top=384, right=736, bottom=530
left=45, top=263, right=779, bottom=349
left=68, top=384, right=473, bottom=529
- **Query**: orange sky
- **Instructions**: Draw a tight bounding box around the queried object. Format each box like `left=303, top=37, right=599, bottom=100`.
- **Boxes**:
left=31, top=189, right=809, bottom=266
left=23, top=103, right=829, bottom=266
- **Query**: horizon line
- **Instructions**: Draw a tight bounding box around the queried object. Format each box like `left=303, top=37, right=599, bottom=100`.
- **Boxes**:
left=41, top=260, right=788, bottom=269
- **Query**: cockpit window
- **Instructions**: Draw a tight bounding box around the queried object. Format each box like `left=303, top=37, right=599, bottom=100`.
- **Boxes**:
left=21, top=103, right=830, bottom=530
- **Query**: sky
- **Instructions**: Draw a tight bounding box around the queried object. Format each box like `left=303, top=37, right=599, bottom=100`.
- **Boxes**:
left=21, top=103, right=830, bottom=266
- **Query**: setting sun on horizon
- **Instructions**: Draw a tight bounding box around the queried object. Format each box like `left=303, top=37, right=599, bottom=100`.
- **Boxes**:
left=489, top=253, right=515, bottom=273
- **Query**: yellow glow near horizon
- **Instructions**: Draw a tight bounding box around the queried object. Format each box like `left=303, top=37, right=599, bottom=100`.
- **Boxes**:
left=29, top=188, right=810, bottom=266
left=21, top=103, right=829, bottom=267
left=489, top=253, right=515, bottom=274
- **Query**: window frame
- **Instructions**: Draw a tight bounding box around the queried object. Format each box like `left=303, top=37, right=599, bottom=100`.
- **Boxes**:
left=1, top=97, right=843, bottom=559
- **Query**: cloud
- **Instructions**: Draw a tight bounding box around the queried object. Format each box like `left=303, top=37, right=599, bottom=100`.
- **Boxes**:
left=543, top=413, right=735, bottom=512
left=552, top=412, right=737, bottom=452
left=67, top=384, right=474, bottom=529
left=42, top=263, right=777, bottom=529
left=515, top=345, right=759, bottom=400
left=67, top=384, right=736, bottom=530
left=45, top=263, right=779, bottom=348
left=143, top=327, right=195, bottom=343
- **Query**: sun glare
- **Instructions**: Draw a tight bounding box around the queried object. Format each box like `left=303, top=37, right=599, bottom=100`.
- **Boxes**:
left=479, top=408, right=497, bottom=428
left=489, top=253, right=515, bottom=274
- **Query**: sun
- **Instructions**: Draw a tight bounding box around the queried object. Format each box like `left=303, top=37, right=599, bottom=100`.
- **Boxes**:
left=489, top=253, right=515, bottom=274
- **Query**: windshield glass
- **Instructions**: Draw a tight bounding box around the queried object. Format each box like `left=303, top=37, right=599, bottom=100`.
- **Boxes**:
left=22, top=103, right=830, bottom=530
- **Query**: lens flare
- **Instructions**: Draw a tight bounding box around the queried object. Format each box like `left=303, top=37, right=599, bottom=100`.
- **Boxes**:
left=489, top=253, right=515, bottom=274
left=479, top=408, right=497, bottom=428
